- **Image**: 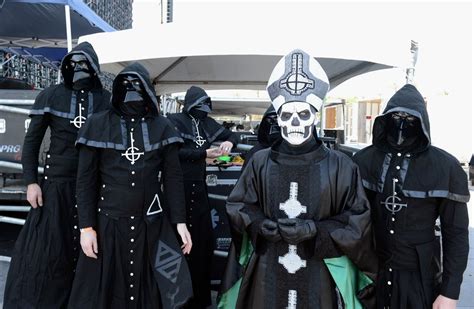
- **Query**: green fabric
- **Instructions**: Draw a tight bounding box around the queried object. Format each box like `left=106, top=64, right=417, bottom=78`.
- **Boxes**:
left=217, top=278, right=243, bottom=309
left=217, top=232, right=254, bottom=309
left=238, top=232, right=253, bottom=265
left=324, top=256, right=373, bottom=309
left=218, top=238, right=373, bottom=308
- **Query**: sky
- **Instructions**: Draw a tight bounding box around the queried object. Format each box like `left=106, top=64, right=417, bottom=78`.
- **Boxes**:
left=132, top=0, right=473, bottom=161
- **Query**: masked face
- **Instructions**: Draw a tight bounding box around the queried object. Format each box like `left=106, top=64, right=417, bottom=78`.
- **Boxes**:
left=118, top=75, right=148, bottom=117
left=277, top=101, right=316, bottom=145
left=194, top=100, right=212, bottom=113
left=258, top=112, right=280, bottom=145
left=70, top=54, right=92, bottom=88
left=265, top=113, right=279, bottom=133
left=188, top=98, right=212, bottom=120
left=388, top=111, right=420, bottom=146
left=122, top=75, right=145, bottom=103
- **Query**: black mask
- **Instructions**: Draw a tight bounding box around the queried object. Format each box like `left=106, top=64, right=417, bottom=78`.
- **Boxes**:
left=70, top=54, right=93, bottom=90
left=189, top=108, right=208, bottom=120
left=194, top=101, right=212, bottom=113
left=258, top=113, right=281, bottom=146
left=386, top=111, right=420, bottom=150
left=119, top=75, right=148, bottom=117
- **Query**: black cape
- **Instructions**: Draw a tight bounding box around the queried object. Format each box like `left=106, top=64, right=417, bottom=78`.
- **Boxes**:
left=220, top=139, right=377, bottom=308
left=4, top=42, right=110, bottom=309
left=69, top=63, right=192, bottom=309
left=353, top=84, right=470, bottom=308
left=29, top=41, right=107, bottom=119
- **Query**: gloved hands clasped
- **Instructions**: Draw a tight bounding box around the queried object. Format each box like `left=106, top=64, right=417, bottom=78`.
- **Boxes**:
left=256, top=219, right=282, bottom=243
left=251, top=217, right=317, bottom=245
left=277, top=218, right=317, bottom=245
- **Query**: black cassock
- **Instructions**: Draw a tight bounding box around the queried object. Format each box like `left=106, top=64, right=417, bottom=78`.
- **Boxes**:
left=353, top=84, right=470, bottom=308
left=69, top=63, right=192, bottom=309
left=222, top=139, right=377, bottom=308
left=4, top=42, right=110, bottom=309
left=167, top=111, right=238, bottom=308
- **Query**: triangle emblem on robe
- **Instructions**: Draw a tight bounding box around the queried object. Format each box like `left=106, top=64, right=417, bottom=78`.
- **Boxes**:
left=155, top=241, right=182, bottom=284
left=147, top=194, right=163, bottom=216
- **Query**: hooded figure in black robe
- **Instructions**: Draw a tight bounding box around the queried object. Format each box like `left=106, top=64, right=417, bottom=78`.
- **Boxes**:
left=167, top=86, right=239, bottom=308
left=219, top=49, right=377, bottom=309
left=68, top=63, right=193, bottom=309
left=241, top=105, right=281, bottom=170
left=353, top=84, right=470, bottom=309
left=4, top=42, right=110, bottom=308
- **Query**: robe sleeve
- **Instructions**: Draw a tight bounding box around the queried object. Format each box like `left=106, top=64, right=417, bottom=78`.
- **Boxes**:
left=439, top=199, right=469, bottom=299
left=162, top=143, right=187, bottom=224
left=76, top=144, right=100, bottom=229
left=22, top=114, right=50, bottom=185
left=226, top=156, right=266, bottom=247
left=316, top=162, right=377, bottom=278
left=178, top=146, right=207, bottom=162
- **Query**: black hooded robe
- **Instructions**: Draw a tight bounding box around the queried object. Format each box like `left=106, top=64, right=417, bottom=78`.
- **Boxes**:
left=221, top=139, right=378, bottom=308
left=68, top=63, right=193, bottom=309
left=353, top=84, right=470, bottom=308
left=167, top=88, right=239, bottom=308
left=4, top=42, right=110, bottom=309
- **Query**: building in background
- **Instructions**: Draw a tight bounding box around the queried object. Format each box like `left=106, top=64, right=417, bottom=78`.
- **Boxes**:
left=0, top=0, right=133, bottom=89
left=323, top=97, right=384, bottom=146
left=86, top=0, right=133, bottom=30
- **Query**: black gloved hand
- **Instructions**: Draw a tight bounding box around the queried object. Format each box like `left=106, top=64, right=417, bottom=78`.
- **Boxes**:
left=257, top=219, right=281, bottom=243
left=277, top=218, right=317, bottom=245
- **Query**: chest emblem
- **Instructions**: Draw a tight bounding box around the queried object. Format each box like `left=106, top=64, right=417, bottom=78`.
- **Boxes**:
left=70, top=102, right=86, bottom=128
left=381, top=178, right=407, bottom=215
left=121, top=131, right=144, bottom=165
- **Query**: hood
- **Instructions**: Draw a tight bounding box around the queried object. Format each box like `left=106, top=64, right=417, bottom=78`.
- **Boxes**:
left=372, top=84, right=430, bottom=152
left=257, top=105, right=281, bottom=146
left=110, top=62, right=160, bottom=116
left=183, top=86, right=211, bottom=113
left=60, top=41, right=102, bottom=89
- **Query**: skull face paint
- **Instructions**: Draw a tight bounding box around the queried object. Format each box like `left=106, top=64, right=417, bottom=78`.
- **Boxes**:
left=277, top=101, right=316, bottom=145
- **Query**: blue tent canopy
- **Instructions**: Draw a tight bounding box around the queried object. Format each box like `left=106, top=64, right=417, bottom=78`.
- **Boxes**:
left=0, top=0, right=115, bottom=49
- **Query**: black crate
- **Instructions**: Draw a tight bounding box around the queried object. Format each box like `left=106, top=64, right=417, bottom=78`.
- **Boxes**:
left=206, top=165, right=242, bottom=288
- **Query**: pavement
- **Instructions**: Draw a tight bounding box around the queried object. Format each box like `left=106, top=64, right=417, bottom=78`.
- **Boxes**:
left=1, top=189, right=474, bottom=308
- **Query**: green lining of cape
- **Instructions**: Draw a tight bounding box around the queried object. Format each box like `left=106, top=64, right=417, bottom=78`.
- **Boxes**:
left=217, top=232, right=253, bottom=309
left=324, top=256, right=373, bottom=309
left=218, top=234, right=372, bottom=309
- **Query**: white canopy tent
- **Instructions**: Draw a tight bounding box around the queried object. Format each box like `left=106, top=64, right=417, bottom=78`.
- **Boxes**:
left=79, top=18, right=412, bottom=97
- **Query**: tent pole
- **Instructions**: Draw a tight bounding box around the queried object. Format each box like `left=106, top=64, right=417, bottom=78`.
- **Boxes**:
left=65, top=5, right=72, bottom=52
left=405, top=40, right=418, bottom=84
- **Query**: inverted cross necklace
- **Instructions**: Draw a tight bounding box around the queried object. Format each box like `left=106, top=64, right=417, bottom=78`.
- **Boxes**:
left=191, top=117, right=206, bottom=147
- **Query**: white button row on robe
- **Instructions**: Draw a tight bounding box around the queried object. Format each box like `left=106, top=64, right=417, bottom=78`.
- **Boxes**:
left=129, top=218, right=136, bottom=302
